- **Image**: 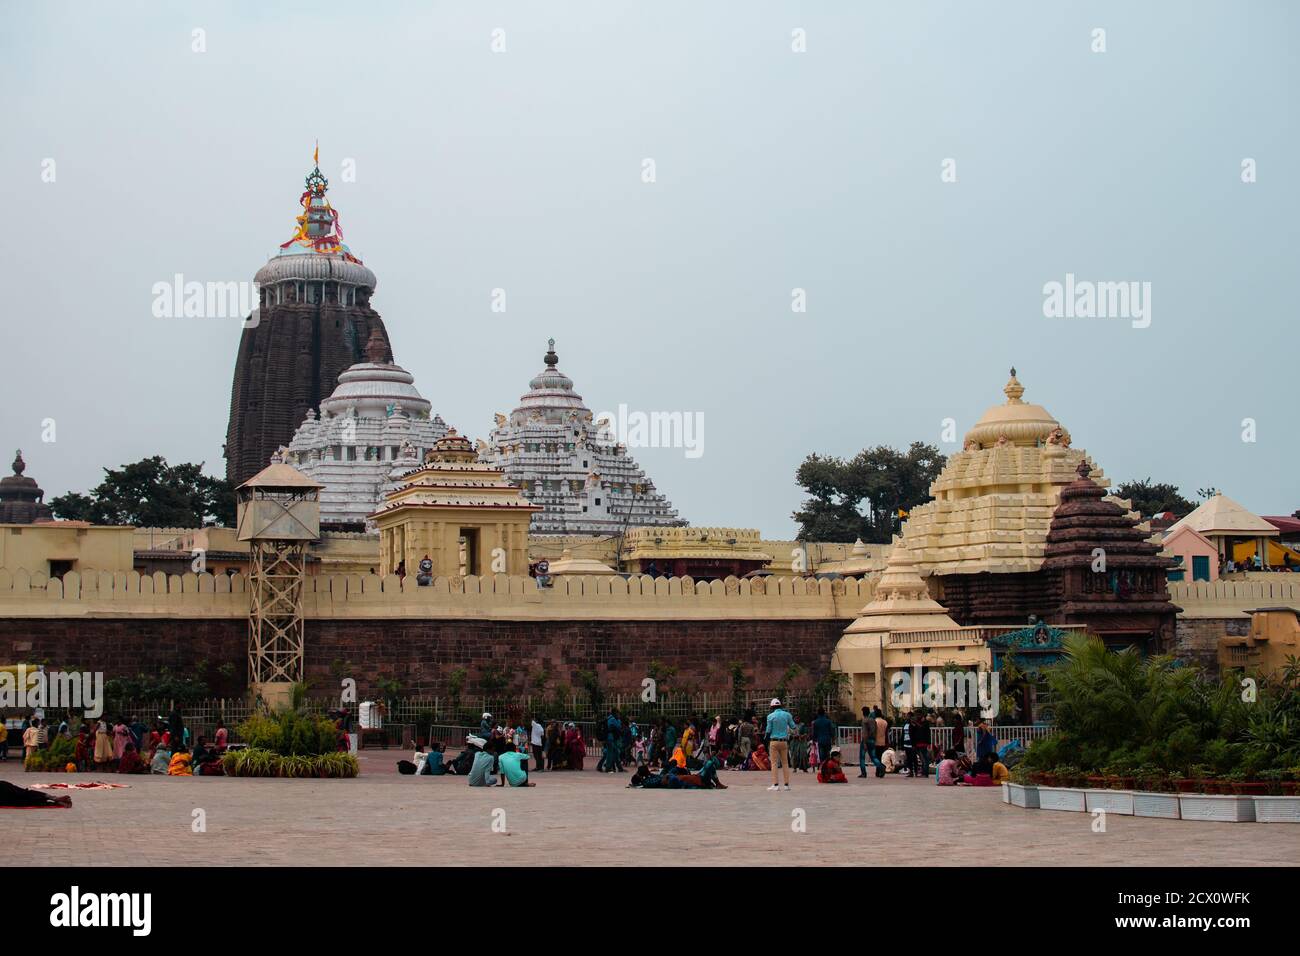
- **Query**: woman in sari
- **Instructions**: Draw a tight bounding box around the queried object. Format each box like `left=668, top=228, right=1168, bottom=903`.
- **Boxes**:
left=680, top=720, right=698, bottom=761
left=749, top=743, right=771, bottom=772
left=790, top=718, right=810, bottom=773
left=563, top=723, right=585, bottom=771
left=167, top=746, right=193, bottom=776
left=93, top=719, right=114, bottom=770
left=112, top=719, right=131, bottom=762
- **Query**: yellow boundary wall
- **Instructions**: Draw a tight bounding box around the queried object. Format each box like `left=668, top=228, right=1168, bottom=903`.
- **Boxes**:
left=0, top=568, right=871, bottom=621
left=1, top=570, right=1291, bottom=623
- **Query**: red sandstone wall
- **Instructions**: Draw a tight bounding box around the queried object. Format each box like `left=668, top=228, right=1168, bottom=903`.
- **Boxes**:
left=0, top=617, right=844, bottom=698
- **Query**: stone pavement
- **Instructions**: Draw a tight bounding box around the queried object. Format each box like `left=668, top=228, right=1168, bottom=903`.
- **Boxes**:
left=2, top=754, right=1295, bottom=866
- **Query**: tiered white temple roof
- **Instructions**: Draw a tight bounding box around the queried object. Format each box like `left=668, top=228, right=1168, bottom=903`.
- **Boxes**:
left=283, top=328, right=447, bottom=528
left=481, top=340, right=686, bottom=535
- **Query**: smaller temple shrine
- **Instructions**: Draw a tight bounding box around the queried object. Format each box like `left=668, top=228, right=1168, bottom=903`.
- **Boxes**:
left=0, top=451, right=53, bottom=524
left=283, top=328, right=448, bottom=529
left=1040, top=460, right=1179, bottom=652
left=832, top=541, right=966, bottom=712
left=370, top=429, right=540, bottom=579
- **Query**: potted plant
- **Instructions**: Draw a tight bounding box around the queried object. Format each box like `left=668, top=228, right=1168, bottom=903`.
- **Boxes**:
left=1005, top=766, right=1040, bottom=809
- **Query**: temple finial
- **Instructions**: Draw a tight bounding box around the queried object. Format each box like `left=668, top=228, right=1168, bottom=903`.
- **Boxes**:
left=544, top=339, right=558, bottom=367
left=1004, top=367, right=1025, bottom=404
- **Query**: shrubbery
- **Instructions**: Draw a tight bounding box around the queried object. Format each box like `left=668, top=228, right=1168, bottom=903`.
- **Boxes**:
left=221, top=749, right=358, bottom=778
left=1017, top=636, right=1300, bottom=788
left=23, top=734, right=76, bottom=772
left=225, top=710, right=356, bottom=778
left=237, top=711, right=341, bottom=757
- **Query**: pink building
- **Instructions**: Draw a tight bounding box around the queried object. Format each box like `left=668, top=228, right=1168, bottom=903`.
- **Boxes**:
left=1162, top=524, right=1219, bottom=582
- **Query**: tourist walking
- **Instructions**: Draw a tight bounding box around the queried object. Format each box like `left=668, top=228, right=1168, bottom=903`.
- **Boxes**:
left=764, top=697, right=797, bottom=790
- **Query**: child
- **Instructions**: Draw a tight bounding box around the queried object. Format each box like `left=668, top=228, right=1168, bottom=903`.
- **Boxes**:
left=817, top=746, right=848, bottom=783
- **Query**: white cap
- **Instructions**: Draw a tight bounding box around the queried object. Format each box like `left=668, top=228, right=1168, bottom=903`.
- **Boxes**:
left=770, top=698, right=781, bottom=707
left=481, top=712, right=492, bottom=719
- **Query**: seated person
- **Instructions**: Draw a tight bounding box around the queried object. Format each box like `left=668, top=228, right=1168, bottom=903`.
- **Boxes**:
left=117, top=743, right=148, bottom=774
left=936, top=749, right=961, bottom=786
left=991, top=756, right=1010, bottom=784
left=446, top=737, right=484, bottom=776
left=496, top=749, right=535, bottom=787
left=167, top=746, right=193, bottom=776
left=817, top=747, right=848, bottom=783
left=961, top=753, right=996, bottom=786
left=467, top=750, right=499, bottom=787
left=881, top=747, right=907, bottom=773
left=419, top=742, right=448, bottom=775
left=696, top=749, right=728, bottom=790
left=150, top=745, right=173, bottom=775
left=192, top=737, right=224, bottom=776
left=748, top=743, right=771, bottom=772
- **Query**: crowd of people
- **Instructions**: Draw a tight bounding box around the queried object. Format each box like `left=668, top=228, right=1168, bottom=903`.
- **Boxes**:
left=3, top=709, right=227, bottom=777
left=402, top=699, right=1014, bottom=791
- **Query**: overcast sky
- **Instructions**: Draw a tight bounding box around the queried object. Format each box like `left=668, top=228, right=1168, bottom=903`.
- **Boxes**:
left=2, top=1, right=1295, bottom=536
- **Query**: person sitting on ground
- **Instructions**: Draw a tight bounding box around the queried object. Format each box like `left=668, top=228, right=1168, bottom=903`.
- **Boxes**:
left=419, top=742, right=448, bottom=775
left=0, top=779, right=73, bottom=808
left=117, top=742, right=148, bottom=775
left=817, top=746, right=848, bottom=783
left=192, top=737, right=224, bottom=776
left=936, top=749, right=961, bottom=786
left=748, top=742, right=771, bottom=772
left=696, top=747, right=729, bottom=790
left=167, top=745, right=193, bottom=776
left=496, top=749, right=535, bottom=787
left=990, top=754, right=1010, bottom=784
left=150, top=743, right=172, bottom=775
left=961, top=753, right=996, bottom=786
left=447, top=737, right=483, bottom=776
left=467, top=748, right=499, bottom=787
left=882, top=745, right=908, bottom=774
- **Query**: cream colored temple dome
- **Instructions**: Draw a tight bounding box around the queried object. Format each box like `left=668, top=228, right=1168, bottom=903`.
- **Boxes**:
left=900, top=369, right=1104, bottom=577
left=963, top=368, right=1071, bottom=450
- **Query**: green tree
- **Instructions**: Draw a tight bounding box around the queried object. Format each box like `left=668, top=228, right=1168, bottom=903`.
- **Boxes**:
left=49, top=456, right=234, bottom=526
left=792, top=442, right=946, bottom=543
left=1113, top=477, right=1195, bottom=519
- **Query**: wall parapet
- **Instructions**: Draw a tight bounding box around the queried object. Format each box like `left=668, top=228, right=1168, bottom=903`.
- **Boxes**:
left=0, top=568, right=869, bottom=621
left=1168, top=578, right=1300, bottom=619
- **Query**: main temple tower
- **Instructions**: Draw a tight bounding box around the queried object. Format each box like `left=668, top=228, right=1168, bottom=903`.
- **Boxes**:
left=224, top=150, right=392, bottom=485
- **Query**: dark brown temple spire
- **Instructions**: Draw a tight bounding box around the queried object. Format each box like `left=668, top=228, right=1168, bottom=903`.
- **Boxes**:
left=224, top=147, right=393, bottom=486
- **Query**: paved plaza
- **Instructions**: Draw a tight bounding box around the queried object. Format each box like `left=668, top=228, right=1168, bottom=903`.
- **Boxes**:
left=3, top=753, right=1296, bottom=867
